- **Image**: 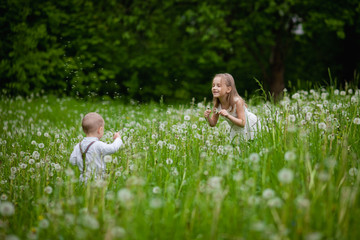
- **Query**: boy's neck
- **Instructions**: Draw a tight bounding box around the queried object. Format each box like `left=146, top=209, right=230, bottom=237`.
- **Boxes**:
left=86, top=133, right=100, bottom=139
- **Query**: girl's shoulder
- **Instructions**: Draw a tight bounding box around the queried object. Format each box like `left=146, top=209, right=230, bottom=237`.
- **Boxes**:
left=234, top=97, right=245, bottom=105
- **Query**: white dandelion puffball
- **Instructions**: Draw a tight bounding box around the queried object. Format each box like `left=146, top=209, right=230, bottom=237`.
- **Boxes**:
left=117, top=188, right=133, bottom=203
left=44, top=186, right=53, bottom=194
left=262, top=188, right=275, bottom=199
left=318, top=122, right=326, bottom=130
left=278, top=168, right=294, bottom=184
left=111, top=227, right=126, bottom=238
left=249, top=153, right=260, bottom=164
left=0, top=201, right=15, bottom=216
left=104, top=155, right=112, bottom=163
left=166, top=158, right=173, bottom=165
left=184, top=115, right=190, bottom=121
left=284, top=151, right=296, bottom=161
left=353, top=118, right=360, bottom=125
left=152, top=186, right=161, bottom=194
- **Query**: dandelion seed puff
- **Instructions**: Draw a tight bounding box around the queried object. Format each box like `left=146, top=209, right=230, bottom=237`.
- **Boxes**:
left=328, top=134, right=335, bottom=140
left=192, top=124, right=197, bottom=129
left=37, top=131, right=42, bottom=136
left=340, top=90, right=346, bottom=96
left=38, top=219, right=49, bottom=229
left=353, top=118, right=360, bottom=125
left=5, top=234, right=20, bottom=240
left=262, top=188, right=275, bottom=199
left=184, top=115, right=190, bottom=121
left=104, top=155, right=112, bottom=163
left=295, top=196, right=310, bottom=209
left=171, top=167, right=179, bottom=176
left=28, top=159, right=35, bottom=164
left=111, top=226, right=126, bottom=238
left=349, top=167, right=358, bottom=177
left=292, top=93, right=300, bottom=99
left=149, top=198, right=163, bottom=209
left=81, top=214, right=99, bottom=230
left=117, top=188, right=133, bottom=203
left=166, top=158, right=173, bottom=165
left=267, top=197, right=283, bottom=208
left=0, top=201, right=15, bottom=216
left=334, top=89, right=339, bottom=95
left=288, top=115, right=296, bottom=122
left=278, top=168, right=294, bottom=184
left=44, top=186, right=53, bottom=194
left=284, top=151, right=296, bottom=161
left=31, top=140, right=37, bottom=145
left=1, top=194, right=8, bottom=201
left=207, top=176, right=222, bottom=191
left=305, top=232, right=322, bottom=240
left=318, top=122, right=326, bottom=130
left=152, top=186, right=161, bottom=194
left=44, top=132, right=49, bottom=138
left=249, top=153, right=260, bottom=164
left=115, top=171, right=122, bottom=177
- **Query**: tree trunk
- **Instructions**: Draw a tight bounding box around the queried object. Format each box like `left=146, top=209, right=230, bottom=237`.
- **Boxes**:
left=268, top=35, right=285, bottom=101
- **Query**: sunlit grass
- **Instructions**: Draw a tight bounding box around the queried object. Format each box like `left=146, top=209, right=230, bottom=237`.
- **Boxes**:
left=0, top=87, right=359, bottom=240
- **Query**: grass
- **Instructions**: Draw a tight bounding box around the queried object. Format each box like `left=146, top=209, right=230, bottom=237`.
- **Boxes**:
left=0, top=86, right=360, bottom=240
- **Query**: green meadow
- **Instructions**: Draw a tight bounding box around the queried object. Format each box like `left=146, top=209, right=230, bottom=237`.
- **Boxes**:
left=0, top=87, right=360, bottom=240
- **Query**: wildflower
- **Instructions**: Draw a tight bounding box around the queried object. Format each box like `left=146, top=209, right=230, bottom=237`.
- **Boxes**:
left=292, top=93, right=300, bottom=99
left=267, top=197, right=283, bottom=208
left=37, top=131, right=42, bottom=136
left=31, top=140, right=37, bottom=145
left=104, top=155, right=112, bottom=163
left=152, top=186, right=161, bottom=194
left=1, top=194, right=7, bottom=201
left=328, top=134, right=335, bottom=140
left=288, top=114, right=296, bottom=122
left=340, top=90, right=346, bottom=96
left=38, top=219, right=49, bottom=229
left=44, top=186, right=53, bottom=194
left=32, top=151, right=40, bottom=159
left=305, top=232, right=322, bottom=240
left=171, top=167, right=179, bottom=176
left=349, top=167, right=358, bottom=177
left=157, top=140, right=165, bottom=148
left=262, top=188, right=275, bottom=199
left=184, top=115, right=190, bottom=121
left=149, top=198, right=163, bottom=209
left=110, top=227, right=126, bottom=238
left=353, top=118, right=360, bottom=125
left=28, top=159, right=35, bottom=164
left=284, top=151, right=296, bottom=161
left=318, top=122, right=326, bottom=130
left=295, top=196, right=310, bottom=209
left=334, top=89, right=339, bottom=95
left=278, top=168, right=294, bottom=184
left=166, top=158, right=173, bottom=165
left=151, top=134, right=158, bottom=139
left=207, top=176, right=222, bottom=191
left=5, top=235, right=20, bottom=240
left=0, top=201, right=15, bottom=216
left=249, top=153, right=260, bottom=164
left=117, top=188, right=133, bottom=204
left=168, top=144, right=176, bottom=151
left=81, top=214, right=99, bottom=230
left=191, top=124, right=197, bottom=129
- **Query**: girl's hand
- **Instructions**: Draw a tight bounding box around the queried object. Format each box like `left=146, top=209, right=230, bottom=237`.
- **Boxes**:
left=218, top=109, right=229, bottom=117
left=204, top=109, right=212, bottom=118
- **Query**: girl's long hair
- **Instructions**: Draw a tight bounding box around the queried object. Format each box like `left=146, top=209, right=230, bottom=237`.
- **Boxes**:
left=212, top=73, right=242, bottom=111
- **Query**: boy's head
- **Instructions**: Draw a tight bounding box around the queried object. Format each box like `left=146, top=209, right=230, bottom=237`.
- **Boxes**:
left=82, top=112, right=105, bottom=138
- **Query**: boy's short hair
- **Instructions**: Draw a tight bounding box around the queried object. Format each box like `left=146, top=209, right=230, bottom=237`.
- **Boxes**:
left=82, top=112, right=104, bottom=134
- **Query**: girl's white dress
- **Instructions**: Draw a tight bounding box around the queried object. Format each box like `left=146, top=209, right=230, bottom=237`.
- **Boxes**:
left=216, top=103, right=260, bottom=141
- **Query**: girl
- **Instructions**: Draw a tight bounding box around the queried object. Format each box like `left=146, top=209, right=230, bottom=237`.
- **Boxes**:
left=204, top=73, right=260, bottom=141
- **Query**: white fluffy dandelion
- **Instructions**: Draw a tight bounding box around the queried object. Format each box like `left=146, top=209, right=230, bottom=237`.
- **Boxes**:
left=262, top=188, right=275, bottom=199
left=184, top=115, right=190, bottom=121
left=166, top=158, right=173, bottom=165
left=353, top=118, right=360, bottom=125
left=318, top=122, right=326, bottom=130
left=104, top=155, right=112, bottom=163
left=117, top=188, right=133, bottom=204
left=0, top=201, right=15, bottom=216
left=278, top=168, right=294, bottom=184
left=249, top=153, right=260, bottom=164
left=44, top=186, right=53, bottom=194
left=284, top=151, right=296, bottom=161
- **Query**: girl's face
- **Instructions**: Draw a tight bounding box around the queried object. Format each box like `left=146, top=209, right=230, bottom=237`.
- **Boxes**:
left=212, top=77, right=231, bottom=98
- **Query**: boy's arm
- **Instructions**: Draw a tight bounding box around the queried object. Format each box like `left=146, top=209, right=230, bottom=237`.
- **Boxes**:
left=100, top=136, right=123, bottom=155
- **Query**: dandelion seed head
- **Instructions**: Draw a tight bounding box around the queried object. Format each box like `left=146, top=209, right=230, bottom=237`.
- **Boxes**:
left=262, top=188, right=275, bottom=199
left=0, top=201, right=15, bottom=216
left=284, top=151, right=296, bottom=161
left=44, top=186, right=53, bottom=194
left=278, top=168, right=294, bottom=184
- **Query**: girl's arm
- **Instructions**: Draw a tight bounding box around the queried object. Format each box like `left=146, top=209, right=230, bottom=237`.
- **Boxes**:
left=204, top=109, right=219, bottom=127
left=218, top=100, right=246, bottom=128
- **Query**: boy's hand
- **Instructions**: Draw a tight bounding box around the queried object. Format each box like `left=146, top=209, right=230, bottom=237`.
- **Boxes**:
left=113, top=132, right=120, bottom=140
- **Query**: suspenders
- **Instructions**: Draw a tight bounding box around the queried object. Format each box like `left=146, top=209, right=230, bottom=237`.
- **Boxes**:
left=79, top=141, right=96, bottom=173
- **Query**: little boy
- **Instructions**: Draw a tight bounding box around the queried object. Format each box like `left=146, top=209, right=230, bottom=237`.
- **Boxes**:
left=70, top=112, right=123, bottom=182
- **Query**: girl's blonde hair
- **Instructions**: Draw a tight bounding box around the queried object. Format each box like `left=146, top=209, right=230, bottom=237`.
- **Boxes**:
left=212, top=73, right=243, bottom=111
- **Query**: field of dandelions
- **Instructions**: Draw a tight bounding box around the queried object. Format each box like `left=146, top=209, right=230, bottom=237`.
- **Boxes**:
left=1, top=86, right=360, bottom=240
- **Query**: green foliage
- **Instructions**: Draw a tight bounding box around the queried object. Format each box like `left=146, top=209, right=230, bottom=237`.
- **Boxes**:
left=0, top=0, right=359, bottom=101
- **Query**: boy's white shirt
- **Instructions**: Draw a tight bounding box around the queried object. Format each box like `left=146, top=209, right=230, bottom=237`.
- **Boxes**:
left=70, top=136, right=123, bottom=181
